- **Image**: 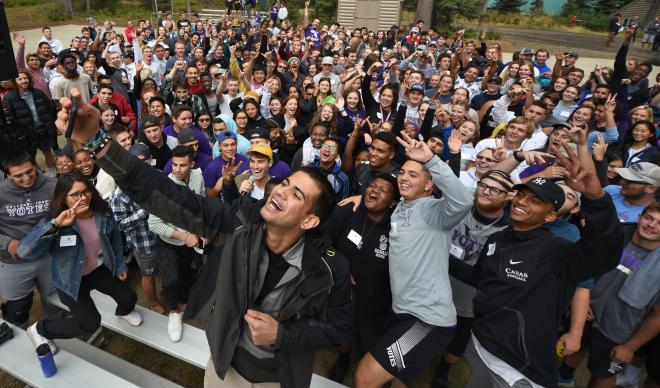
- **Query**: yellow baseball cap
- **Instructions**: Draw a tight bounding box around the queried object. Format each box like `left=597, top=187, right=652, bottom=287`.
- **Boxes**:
left=247, top=143, right=273, bottom=161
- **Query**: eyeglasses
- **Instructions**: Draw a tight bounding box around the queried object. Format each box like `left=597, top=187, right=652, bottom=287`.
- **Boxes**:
left=67, top=189, right=92, bottom=200
left=476, top=182, right=506, bottom=196
left=476, top=155, right=499, bottom=163
left=321, top=144, right=337, bottom=152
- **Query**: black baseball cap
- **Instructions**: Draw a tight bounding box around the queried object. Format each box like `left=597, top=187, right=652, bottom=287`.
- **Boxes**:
left=409, top=83, right=425, bottom=94
left=129, top=143, right=151, bottom=159
left=488, top=75, right=503, bottom=84
left=142, top=115, right=161, bottom=129
left=177, top=127, right=197, bottom=144
left=246, top=127, right=270, bottom=140
left=513, top=177, right=565, bottom=211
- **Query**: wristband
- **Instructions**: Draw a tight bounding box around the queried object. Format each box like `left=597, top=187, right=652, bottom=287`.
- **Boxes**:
left=83, top=130, right=111, bottom=159
left=51, top=219, right=60, bottom=231
left=512, top=150, right=525, bottom=162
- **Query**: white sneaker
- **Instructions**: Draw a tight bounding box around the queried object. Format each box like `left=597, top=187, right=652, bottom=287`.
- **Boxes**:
left=27, top=322, right=59, bottom=354
left=167, top=311, right=183, bottom=342
left=118, top=310, right=143, bottom=327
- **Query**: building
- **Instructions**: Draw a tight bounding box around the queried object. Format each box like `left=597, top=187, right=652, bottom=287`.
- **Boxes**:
left=614, top=0, right=660, bottom=29
left=335, top=0, right=402, bottom=30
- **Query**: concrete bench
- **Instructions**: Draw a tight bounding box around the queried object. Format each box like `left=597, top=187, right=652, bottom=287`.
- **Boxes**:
left=0, top=319, right=139, bottom=388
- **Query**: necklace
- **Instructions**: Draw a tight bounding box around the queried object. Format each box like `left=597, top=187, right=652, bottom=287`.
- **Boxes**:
left=357, top=214, right=378, bottom=250
left=466, top=208, right=503, bottom=234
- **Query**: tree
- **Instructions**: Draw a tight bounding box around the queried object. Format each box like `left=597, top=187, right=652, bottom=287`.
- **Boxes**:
left=530, top=0, right=544, bottom=14
left=560, top=0, right=593, bottom=16
left=433, top=0, right=480, bottom=32
left=416, top=0, right=433, bottom=28
left=491, top=0, right=527, bottom=13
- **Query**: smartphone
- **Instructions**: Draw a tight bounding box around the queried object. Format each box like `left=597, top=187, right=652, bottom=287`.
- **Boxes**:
left=65, top=95, right=78, bottom=139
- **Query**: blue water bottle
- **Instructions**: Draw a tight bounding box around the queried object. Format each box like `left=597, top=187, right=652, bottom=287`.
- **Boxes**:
left=36, top=343, right=57, bottom=378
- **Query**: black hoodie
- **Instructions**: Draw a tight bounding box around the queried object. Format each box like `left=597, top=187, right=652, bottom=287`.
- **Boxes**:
left=449, top=194, right=623, bottom=387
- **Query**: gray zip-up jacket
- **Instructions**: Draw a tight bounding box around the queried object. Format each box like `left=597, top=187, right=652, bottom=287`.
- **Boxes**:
left=389, top=155, right=472, bottom=326
left=0, top=170, right=56, bottom=263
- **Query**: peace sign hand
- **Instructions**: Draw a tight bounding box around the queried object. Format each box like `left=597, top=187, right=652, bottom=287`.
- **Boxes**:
left=221, top=157, right=243, bottom=185
left=54, top=197, right=84, bottom=227
left=554, top=140, right=604, bottom=199
left=604, top=93, right=617, bottom=113
left=396, top=132, right=433, bottom=164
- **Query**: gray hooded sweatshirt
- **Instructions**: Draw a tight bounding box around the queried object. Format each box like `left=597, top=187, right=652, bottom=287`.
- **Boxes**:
left=0, top=171, right=56, bottom=263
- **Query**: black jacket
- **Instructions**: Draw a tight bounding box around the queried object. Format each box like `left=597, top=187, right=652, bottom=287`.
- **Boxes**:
left=449, top=194, right=623, bottom=387
left=2, top=89, right=57, bottom=139
left=96, top=141, right=353, bottom=388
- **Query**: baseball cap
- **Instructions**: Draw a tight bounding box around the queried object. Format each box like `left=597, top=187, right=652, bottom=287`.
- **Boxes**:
left=416, top=44, right=427, bottom=52
left=488, top=75, right=503, bottom=84
left=321, top=56, right=334, bottom=66
left=216, top=129, right=237, bottom=143
left=427, top=41, right=439, bottom=47
left=520, top=47, right=535, bottom=55
left=616, top=162, right=660, bottom=187
left=192, top=12, right=199, bottom=16
left=246, top=127, right=270, bottom=140
left=122, top=51, right=134, bottom=59
left=287, top=56, right=301, bottom=65
left=177, top=127, right=197, bottom=144
left=513, top=177, right=566, bottom=211
left=410, top=27, right=420, bottom=34
left=565, top=51, right=579, bottom=58
left=409, top=83, right=425, bottom=94
left=247, top=143, right=273, bottom=160
left=129, top=143, right=151, bottom=159
left=142, top=115, right=160, bottom=129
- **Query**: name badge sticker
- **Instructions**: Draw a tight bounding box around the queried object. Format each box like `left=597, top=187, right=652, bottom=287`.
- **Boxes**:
left=450, top=244, right=465, bottom=260
left=347, top=229, right=362, bottom=247
left=487, top=243, right=496, bottom=256
left=59, top=235, right=77, bottom=247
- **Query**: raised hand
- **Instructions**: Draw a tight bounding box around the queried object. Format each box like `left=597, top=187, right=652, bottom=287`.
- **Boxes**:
left=566, top=125, right=587, bottom=146
left=54, top=88, right=102, bottom=147
left=604, top=93, right=618, bottom=113
left=12, top=32, right=25, bottom=47
left=334, top=96, right=345, bottom=111
left=520, top=151, right=556, bottom=165
left=554, top=140, right=604, bottom=199
left=55, top=197, right=84, bottom=227
left=447, top=129, right=462, bottom=154
left=539, top=165, right=568, bottom=179
left=221, top=157, right=243, bottom=184
left=591, top=134, right=608, bottom=161
left=396, top=132, right=433, bottom=164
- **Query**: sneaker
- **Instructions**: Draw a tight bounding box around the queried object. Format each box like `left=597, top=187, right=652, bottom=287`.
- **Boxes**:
left=168, top=311, right=183, bottom=342
left=27, top=322, right=58, bottom=355
left=616, top=364, right=641, bottom=388
left=557, top=373, right=574, bottom=388
left=119, top=310, right=143, bottom=327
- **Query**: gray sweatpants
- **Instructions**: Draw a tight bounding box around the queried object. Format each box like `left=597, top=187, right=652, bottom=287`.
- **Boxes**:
left=0, top=258, right=60, bottom=320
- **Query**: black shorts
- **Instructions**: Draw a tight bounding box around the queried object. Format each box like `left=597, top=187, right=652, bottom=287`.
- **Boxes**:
left=587, top=327, right=621, bottom=378
left=369, top=313, right=455, bottom=384
left=445, top=315, right=474, bottom=357
left=32, top=131, right=54, bottom=151
left=644, top=334, right=660, bottom=384
left=355, top=309, right=389, bottom=352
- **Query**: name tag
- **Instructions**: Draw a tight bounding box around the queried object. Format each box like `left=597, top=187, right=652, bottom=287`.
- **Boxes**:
left=616, top=264, right=632, bottom=276
left=347, top=229, right=362, bottom=247
left=150, top=159, right=157, bottom=166
left=59, top=235, right=77, bottom=247
left=487, top=243, right=496, bottom=256
left=450, top=244, right=465, bottom=260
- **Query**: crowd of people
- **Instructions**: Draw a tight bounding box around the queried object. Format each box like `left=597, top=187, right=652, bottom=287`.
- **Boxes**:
left=0, top=2, right=659, bottom=388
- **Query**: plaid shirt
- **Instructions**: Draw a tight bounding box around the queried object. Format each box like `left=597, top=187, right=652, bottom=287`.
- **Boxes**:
left=109, top=187, right=156, bottom=255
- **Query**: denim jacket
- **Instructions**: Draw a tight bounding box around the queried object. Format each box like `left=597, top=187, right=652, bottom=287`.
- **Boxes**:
left=17, top=211, right=126, bottom=300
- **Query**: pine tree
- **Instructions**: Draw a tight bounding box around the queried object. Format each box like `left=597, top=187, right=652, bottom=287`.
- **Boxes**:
left=491, top=0, right=527, bottom=13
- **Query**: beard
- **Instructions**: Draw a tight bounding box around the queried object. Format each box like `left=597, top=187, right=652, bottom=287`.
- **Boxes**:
left=474, top=195, right=505, bottom=213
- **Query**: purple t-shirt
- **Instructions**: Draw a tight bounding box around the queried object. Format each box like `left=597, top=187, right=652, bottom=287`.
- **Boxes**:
left=162, top=125, right=212, bottom=156
left=202, top=154, right=250, bottom=188
left=305, top=25, right=321, bottom=48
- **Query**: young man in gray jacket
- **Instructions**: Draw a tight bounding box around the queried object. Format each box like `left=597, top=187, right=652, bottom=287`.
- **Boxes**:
left=0, top=152, right=60, bottom=333
left=355, top=132, right=473, bottom=387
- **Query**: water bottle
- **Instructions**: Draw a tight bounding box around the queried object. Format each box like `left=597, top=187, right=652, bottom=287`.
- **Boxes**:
left=36, top=343, right=57, bottom=378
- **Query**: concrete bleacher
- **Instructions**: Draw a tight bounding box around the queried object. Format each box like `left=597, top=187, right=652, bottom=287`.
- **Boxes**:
left=47, top=291, right=346, bottom=387
left=0, top=319, right=140, bottom=388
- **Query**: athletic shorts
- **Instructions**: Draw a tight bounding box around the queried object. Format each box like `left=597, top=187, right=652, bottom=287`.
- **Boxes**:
left=369, top=313, right=455, bottom=384
left=587, top=327, right=621, bottom=378
left=32, top=131, right=54, bottom=151
left=134, top=249, right=158, bottom=277
left=445, top=315, right=474, bottom=357
left=641, top=33, right=655, bottom=43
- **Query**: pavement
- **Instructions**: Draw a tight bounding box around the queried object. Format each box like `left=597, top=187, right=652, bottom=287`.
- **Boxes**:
left=11, top=23, right=659, bottom=82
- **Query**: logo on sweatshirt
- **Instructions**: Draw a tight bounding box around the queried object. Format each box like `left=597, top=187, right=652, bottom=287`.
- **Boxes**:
left=505, top=267, right=528, bottom=282
left=4, top=200, right=50, bottom=218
